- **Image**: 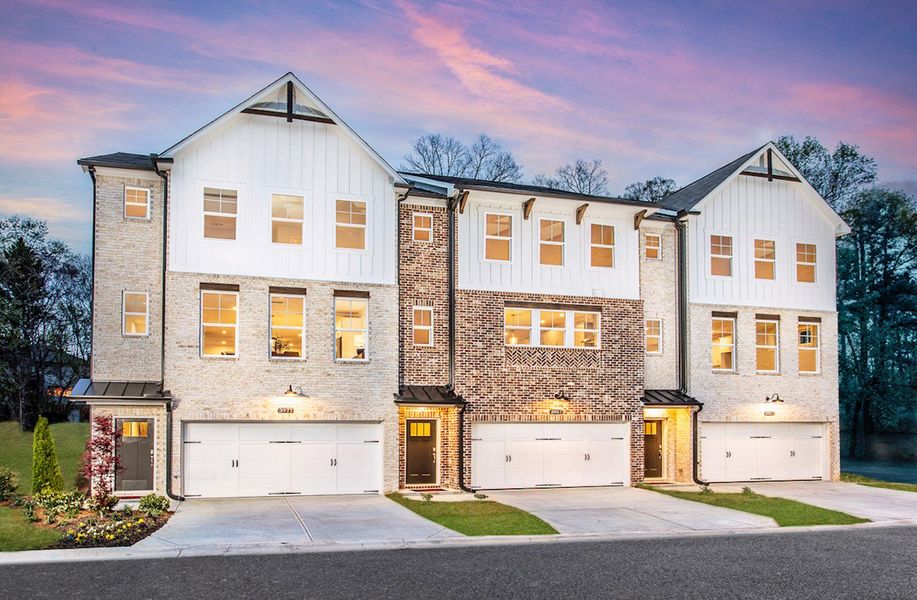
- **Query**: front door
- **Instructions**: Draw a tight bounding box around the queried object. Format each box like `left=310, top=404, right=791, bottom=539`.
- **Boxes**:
left=643, top=420, right=663, bottom=479
left=116, top=418, right=154, bottom=492
left=406, top=420, right=437, bottom=485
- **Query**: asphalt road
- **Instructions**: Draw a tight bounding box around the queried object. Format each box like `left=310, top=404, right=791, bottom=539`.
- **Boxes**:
left=4, top=526, right=916, bottom=599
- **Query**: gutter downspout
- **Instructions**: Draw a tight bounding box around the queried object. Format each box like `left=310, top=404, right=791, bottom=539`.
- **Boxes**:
left=449, top=190, right=474, bottom=493
left=87, top=166, right=97, bottom=379
left=396, top=187, right=411, bottom=392
left=150, top=155, right=182, bottom=501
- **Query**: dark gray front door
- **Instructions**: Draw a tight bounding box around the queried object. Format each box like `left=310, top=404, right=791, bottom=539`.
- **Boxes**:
left=644, top=420, right=663, bottom=479
left=116, top=418, right=154, bottom=491
left=406, top=420, right=437, bottom=485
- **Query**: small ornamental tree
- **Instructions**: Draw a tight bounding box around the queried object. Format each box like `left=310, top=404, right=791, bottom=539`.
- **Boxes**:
left=81, top=415, right=122, bottom=510
left=31, top=416, right=64, bottom=494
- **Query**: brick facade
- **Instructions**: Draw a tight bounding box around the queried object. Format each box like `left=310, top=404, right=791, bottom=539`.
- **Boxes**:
left=639, top=221, right=679, bottom=391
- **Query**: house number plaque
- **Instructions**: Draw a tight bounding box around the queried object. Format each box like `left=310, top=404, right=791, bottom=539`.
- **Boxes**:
left=277, top=407, right=295, bottom=414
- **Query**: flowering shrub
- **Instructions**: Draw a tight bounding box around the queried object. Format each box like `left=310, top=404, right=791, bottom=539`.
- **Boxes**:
left=34, top=490, right=86, bottom=523
left=0, top=467, right=17, bottom=500
left=61, top=515, right=158, bottom=548
left=80, top=415, right=122, bottom=512
left=138, top=494, right=170, bottom=516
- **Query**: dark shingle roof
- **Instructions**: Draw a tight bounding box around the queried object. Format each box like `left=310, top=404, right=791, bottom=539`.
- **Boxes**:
left=643, top=389, right=702, bottom=407
left=77, top=152, right=155, bottom=170
left=395, top=385, right=465, bottom=405
left=400, top=172, right=659, bottom=208
left=660, top=145, right=766, bottom=213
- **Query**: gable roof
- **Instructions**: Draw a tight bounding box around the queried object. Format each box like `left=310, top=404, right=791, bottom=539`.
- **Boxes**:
left=77, top=152, right=156, bottom=171
left=160, top=72, right=405, bottom=184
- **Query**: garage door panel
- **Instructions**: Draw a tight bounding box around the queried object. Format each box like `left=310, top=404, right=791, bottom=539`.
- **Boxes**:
left=543, top=440, right=587, bottom=487
left=336, top=424, right=380, bottom=442
left=724, top=437, right=758, bottom=480
left=506, top=439, right=544, bottom=487
left=186, top=423, right=238, bottom=443
left=471, top=424, right=506, bottom=441
left=789, top=437, right=823, bottom=480
left=238, top=442, right=292, bottom=496
left=290, top=423, right=337, bottom=442
left=184, top=442, right=237, bottom=497
left=239, top=423, right=291, bottom=442
left=337, top=442, right=381, bottom=493
left=586, top=438, right=628, bottom=486
left=505, top=424, right=545, bottom=440
left=471, top=439, right=506, bottom=489
left=290, top=442, right=337, bottom=494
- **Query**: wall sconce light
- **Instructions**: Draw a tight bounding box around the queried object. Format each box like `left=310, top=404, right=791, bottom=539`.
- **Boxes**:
left=554, top=391, right=571, bottom=401
left=765, top=393, right=783, bottom=403
left=284, top=385, right=309, bottom=398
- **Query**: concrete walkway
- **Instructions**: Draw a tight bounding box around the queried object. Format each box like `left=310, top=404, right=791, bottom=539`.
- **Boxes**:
left=487, top=486, right=776, bottom=534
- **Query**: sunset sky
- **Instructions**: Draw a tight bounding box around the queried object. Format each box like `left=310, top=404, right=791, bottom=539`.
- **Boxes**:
left=1, top=0, right=915, bottom=252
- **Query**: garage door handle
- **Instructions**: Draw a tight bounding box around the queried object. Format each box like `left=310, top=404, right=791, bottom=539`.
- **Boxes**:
left=726, top=451, right=731, bottom=458
left=330, top=458, right=337, bottom=467
left=790, top=450, right=796, bottom=457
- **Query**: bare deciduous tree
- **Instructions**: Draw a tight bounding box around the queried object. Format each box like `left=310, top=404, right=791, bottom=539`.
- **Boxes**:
left=532, top=159, right=610, bottom=195
left=623, top=176, right=677, bottom=203
left=402, top=133, right=523, bottom=182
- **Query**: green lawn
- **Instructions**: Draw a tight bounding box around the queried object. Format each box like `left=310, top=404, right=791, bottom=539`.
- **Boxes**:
left=641, top=485, right=869, bottom=527
left=841, top=472, right=917, bottom=493
left=0, top=421, right=89, bottom=493
left=0, top=506, right=61, bottom=552
left=387, top=493, right=558, bottom=536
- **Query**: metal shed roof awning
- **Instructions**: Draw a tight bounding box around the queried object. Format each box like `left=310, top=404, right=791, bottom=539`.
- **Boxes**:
left=70, top=379, right=171, bottom=404
left=394, top=385, right=466, bottom=406
left=642, top=389, right=702, bottom=407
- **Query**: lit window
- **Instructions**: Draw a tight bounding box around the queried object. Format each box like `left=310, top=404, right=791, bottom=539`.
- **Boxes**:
left=270, top=294, right=305, bottom=358
left=335, top=200, right=366, bottom=250
left=335, top=298, right=367, bottom=360
left=504, top=308, right=532, bottom=346
left=756, top=320, right=779, bottom=372
left=645, top=319, right=662, bottom=354
left=485, top=214, right=512, bottom=261
left=798, top=323, right=820, bottom=373
left=201, top=291, right=237, bottom=357
left=203, top=188, right=237, bottom=240
left=645, top=233, right=661, bottom=260
left=122, top=292, right=148, bottom=336
left=796, top=243, right=816, bottom=283
left=573, top=312, right=599, bottom=348
left=412, top=307, right=433, bottom=346
left=711, top=318, right=735, bottom=370
left=540, top=219, right=565, bottom=266
left=271, top=194, right=304, bottom=245
left=413, top=213, right=433, bottom=242
left=591, top=224, right=615, bottom=268
left=539, top=310, right=566, bottom=346
left=754, top=239, right=776, bottom=280
left=710, top=235, right=733, bottom=276
left=124, top=187, right=150, bottom=219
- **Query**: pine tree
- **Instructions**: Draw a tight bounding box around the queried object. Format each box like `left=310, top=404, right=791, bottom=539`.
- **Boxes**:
left=32, top=416, right=64, bottom=493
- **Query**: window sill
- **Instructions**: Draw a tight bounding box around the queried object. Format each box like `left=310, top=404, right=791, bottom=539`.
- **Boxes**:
left=270, top=357, right=307, bottom=363
left=755, top=371, right=782, bottom=376
left=711, top=369, right=737, bottom=374
left=123, top=217, right=152, bottom=222
left=200, top=355, right=239, bottom=360
left=506, top=345, right=602, bottom=351
left=122, top=334, right=150, bottom=339
left=799, top=372, right=822, bottom=377
left=335, top=358, right=370, bottom=365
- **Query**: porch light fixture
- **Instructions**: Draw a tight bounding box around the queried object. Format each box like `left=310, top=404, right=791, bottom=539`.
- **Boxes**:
left=554, top=391, right=571, bottom=401
left=765, top=393, right=783, bottom=403
left=284, top=385, right=309, bottom=398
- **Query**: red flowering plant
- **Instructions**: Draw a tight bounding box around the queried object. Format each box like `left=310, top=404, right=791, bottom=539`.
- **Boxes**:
left=79, top=415, right=122, bottom=514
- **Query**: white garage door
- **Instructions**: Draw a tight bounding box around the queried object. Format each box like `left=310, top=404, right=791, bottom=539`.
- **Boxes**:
left=701, top=422, right=825, bottom=482
left=471, top=423, right=630, bottom=489
left=183, top=422, right=382, bottom=498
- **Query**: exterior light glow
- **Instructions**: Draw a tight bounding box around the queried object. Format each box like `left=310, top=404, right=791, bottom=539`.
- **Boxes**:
left=765, top=393, right=783, bottom=403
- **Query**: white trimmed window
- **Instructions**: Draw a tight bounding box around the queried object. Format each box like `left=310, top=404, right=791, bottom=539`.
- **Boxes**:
left=122, top=292, right=148, bottom=336
left=270, top=294, right=305, bottom=359
left=271, top=194, right=304, bottom=245
left=504, top=307, right=532, bottom=346
left=755, top=320, right=779, bottom=373
left=539, top=219, right=564, bottom=266
left=711, top=318, right=735, bottom=371
left=335, top=200, right=367, bottom=250
left=412, top=213, right=433, bottom=242
left=798, top=322, right=820, bottom=373
left=203, top=188, right=238, bottom=240
left=412, top=306, right=433, bottom=346
left=796, top=243, right=817, bottom=283
left=591, top=223, right=615, bottom=268
left=124, top=187, right=150, bottom=219
left=201, top=291, right=238, bottom=357
left=754, top=239, right=776, bottom=280
left=573, top=311, right=599, bottom=348
left=645, top=233, right=661, bottom=260
left=710, top=235, right=733, bottom=277
left=539, top=310, right=566, bottom=345
left=645, top=319, right=662, bottom=354
left=485, top=213, right=512, bottom=261
left=504, top=307, right=601, bottom=349
left=334, top=297, right=367, bottom=360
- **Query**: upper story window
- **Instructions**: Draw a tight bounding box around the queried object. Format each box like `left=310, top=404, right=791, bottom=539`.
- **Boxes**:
left=485, top=213, right=512, bottom=261
left=334, top=297, right=367, bottom=360
left=645, top=233, right=661, bottom=260
left=270, top=293, right=305, bottom=359
left=755, top=320, right=779, bottom=373
left=412, top=306, right=433, bottom=346
left=796, top=243, right=817, bottom=283
left=710, top=235, right=733, bottom=277
left=122, top=292, right=148, bottom=336
left=413, top=213, right=433, bottom=243
left=504, top=306, right=600, bottom=349
left=201, top=290, right=238, bottom=357
left=798, top=322, right=820, bottom=373
left=590, top=224, right=615, bottom=268
left=124, top=187, right=150, bottom=219
left=203, top=188, right=237, bottom=240
left=754, top=239, right=776, bottom=280
left=271, top=194, right=304, bottom=245
left=645, top=319, right=662, bottom=354
left=711, top=318, right=735, bottom=371
left=539, top=219, right=565, bottom=266
left=335, top=200, right=366, bottom=250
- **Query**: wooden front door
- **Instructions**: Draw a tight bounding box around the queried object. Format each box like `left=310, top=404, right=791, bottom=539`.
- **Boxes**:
left=116, top=418, right=154, bottom=491
left=644, top=420, right=663, bottom=479
left=406, top=420, right=437, bottom=485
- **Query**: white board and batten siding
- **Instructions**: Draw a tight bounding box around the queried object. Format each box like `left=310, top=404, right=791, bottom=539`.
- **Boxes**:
left=458, top=192, right=641, bottom=299
left=688, top=176, right=837, bottom=311
left=168, top=114, right=397, bottom=284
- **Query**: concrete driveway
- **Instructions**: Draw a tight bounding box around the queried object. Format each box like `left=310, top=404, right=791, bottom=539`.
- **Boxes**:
left=487, top=487, right=776, bottom=534
left=134, top=495, right=459, bottom=550
left=738, top=481, right=917, bottom=522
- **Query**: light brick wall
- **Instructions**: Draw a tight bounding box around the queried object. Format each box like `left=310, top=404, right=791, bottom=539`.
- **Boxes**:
left=89, top=403, right=169, bottom=496
left=163, top=271, right=401, bottom=493
left=639, top=222, right=679, bottom=390
left=687, top=303, right=841, bottom=479
left=91, top=172, right=163, bottom=381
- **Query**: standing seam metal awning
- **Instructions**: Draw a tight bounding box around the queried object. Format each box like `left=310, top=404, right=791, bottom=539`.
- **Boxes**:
left=394, top=385, right=465, bottom=406
left=70, top=379, right=170, bottom=401
left=642, top=389, right=702, bottom=407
